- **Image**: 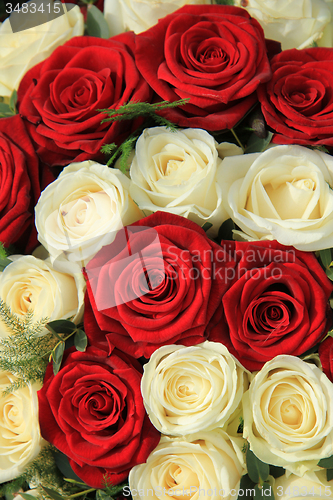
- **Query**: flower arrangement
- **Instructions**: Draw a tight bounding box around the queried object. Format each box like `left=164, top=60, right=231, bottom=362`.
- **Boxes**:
left=1, top=1, right=333, bottom=500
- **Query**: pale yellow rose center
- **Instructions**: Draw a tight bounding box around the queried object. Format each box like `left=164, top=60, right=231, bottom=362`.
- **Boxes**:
left=245, top=167, right=321, bottom=220
left=158, top=459, right=199, bottom=499
left=264, top=379, right=317, bottom=438
left=155, top=152, right=199, bottom=184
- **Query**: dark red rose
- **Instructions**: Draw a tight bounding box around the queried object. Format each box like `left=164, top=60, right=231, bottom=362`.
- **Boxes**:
left=0, top=114, right=40, bottom=252
left=135, top=5, right=271, bottom=131
left=17, top=33, right=152, bottom=167
left=209, top=240, right=333, bottom=371
left=319, top=336, right=333, bottom=382
left=38, top=344, right=160, bottom=488
left=257, top=48, right=333, bottom=146
left=84, top=212, right=236, bottom=358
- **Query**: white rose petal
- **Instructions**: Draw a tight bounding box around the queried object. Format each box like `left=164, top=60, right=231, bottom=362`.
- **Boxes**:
left=35, top=160, right=142, bottom=274
left=104, top=0, right=211, bottom=35
left=129, top=431, right=245, bottom=500
left=0, top=373, right=43, bottom=483
left=234, top=0, right=331, bottom=50
left=273, top=470, right=333, bottom=500
left=0, top=255, right=84, bottom=337
left=141, top=342, right=249, bottom=436
left=129, top=127, right=235, bottom=236
left=0, top=4, right=84, bottom=99
left=243, top=355, right=333, bottom=476
left=218, top=144, right=333, bottom=251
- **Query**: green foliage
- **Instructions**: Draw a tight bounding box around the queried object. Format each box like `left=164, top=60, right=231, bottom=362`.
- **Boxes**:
left=86, top=5, right=110, bottom=38
left=100, top=99, right=189, bottom=170
left=201, top=222, right=213, bottom=233
left=0, top=304, right=86, bottom=389
left=0, top=446, right=66, bottom=499
left=100, top=99, right=189, bottom=126
left=214, top=0, right=234, bottom=4
left=0, top=90, right=17, bottom=118
left=245, top=131, right=273, bottom=154
left=318, top=248, right=333, bottom=281
left=246, top=447, right=270, bottom=485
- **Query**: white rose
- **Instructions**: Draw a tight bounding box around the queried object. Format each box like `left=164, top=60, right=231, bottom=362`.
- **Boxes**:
left=0, top=373, right=43, bottom=483
left=243, top=355, right=333, bottom=476
left=218, top=144, right=333, bottom=251
left=129, top=431, right=245, bottom=500
left=273, top=471, right=333, bottom=500
left=234, top=0, right=331, bottom=50
left=129, top=127, right=240, bottom=236
left=15, top=490, right=41, bottom=500
left=0, top=255, right=84, bottom=338
left=141, top=342, right=249, bottom=436
left=0, top=4, right=83, bottom=99
left=104, top=0, right=211, bottom=35
left=35, top=160, right=142, bottom=274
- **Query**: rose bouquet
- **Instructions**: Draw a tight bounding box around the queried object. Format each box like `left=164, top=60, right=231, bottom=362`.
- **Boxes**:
left=2, top=1, right=333, bottom=500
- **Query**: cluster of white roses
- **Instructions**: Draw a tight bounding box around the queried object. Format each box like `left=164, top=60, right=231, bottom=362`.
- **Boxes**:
left=128, top=342, right=333, bottom=500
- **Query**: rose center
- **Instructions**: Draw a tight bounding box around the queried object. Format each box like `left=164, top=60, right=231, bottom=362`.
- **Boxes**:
left=200, top=47, right=224, bottom=63
left=279, top=400, right=302, bottom=426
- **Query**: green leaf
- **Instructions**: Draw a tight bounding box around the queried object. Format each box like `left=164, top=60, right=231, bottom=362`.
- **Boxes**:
left=74, top=329, right=88, bottom=352
left=327, top=469, right=333, bottom=482
left=86, top=5, right=110, bottom=38
left=245, top=131, right=273, bottom=154
left=320, top=248, right=332, bottom=269
left=53, top=450, right=83, bottom=483
left=0, top=242, right=8, bottom=259
left=0, top=257, right=12, bottom=271
left=201, top=222, right=213, bottom=233
left=19, top=494, right=39, bottom=500
left=269, top=465, right=285, bottom=479
left=9, top=90, right=17, bottom=114
left=47, top=319, right=76, bottom=335
left=246, top=447, right=270, bottom=484
left=238, top=475, right=256, bottom=500
left=52, top=342, right=65, bottom=376
left=318, top=456, right=333, bottom=469
left=218, top=218, right=235, bottom=242
left=41, top=486, right=67, bottom=500
left=0, top=102, right=15, bottom=118
left=96, top=490, right=113, bottom=500
left=214, top=0, right=234, bottom=4
left=254, top=483, right=274, bottom=500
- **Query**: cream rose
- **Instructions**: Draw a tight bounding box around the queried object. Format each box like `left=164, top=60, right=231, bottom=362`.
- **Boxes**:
left=219, top=144, right=333, bottom=251
left=141, top=342, right=249, bottom=436
left=234, top=0, right=331, bottom=50
left=0, top=4, right=83, bottom=99
left=104, top=0, right=211, bottom=35
left=35, top=160, right=142, bottom=274
left=129, top=431, right=245, bottom=500
left=243, top=355, right=333, bottom=476
left=129, top=127, right=241, bottom=236
left=273, top=471, right=333, bottom=500
left=0, top=373, right=43, bottom=483
left=0, top=255, right=84, bottom=338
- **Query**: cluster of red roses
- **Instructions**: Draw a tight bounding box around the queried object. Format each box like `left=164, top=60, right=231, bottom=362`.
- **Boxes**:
left=38, top=211, right=333, bottom=487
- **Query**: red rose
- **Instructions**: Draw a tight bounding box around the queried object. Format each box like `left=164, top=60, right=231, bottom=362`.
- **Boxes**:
left=258, top=48, right=333, bottom=145
left=17, top=33, right=152, bottom=167
left=209, top=240, right=333, bottom=371
left=0, top=114, right=40, bottom=252
left=135, top=5, right=271, bottom=131
left=38, top=345, right=160, bottom=488
left=319, top=337, right=333, bottom=382
left=84, top=212, right=236, bottom=358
